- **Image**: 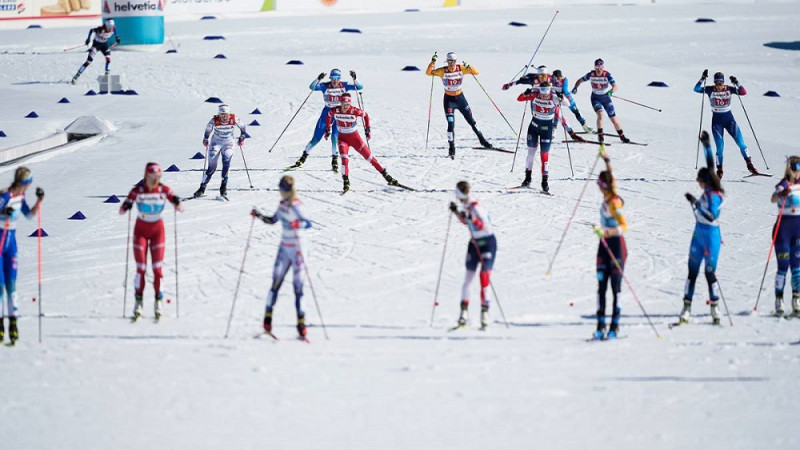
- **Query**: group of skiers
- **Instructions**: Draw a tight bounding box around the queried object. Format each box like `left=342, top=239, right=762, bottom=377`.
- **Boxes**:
left=26, top=25, right=780, bottom=342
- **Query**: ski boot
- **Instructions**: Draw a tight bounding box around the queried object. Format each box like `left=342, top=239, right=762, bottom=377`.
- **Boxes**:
left=288, top=153, right=308, bottom=170
left=581, top=122, right=593, bottom=134
left=448, top=141, right=456, bottom=160
left=710, top=300, right=721, bottom=325
left=617, top=129, right=631, bottom=144
left=541, top=175, right=549, bottom=193
left=331, top=155, right=339, bottom=173
left=597, top=128, right=605, bottom=144
left=70, top=73, right=81, bottom=85
left=457, top=300, right=469, bottom=327
left=381, top=170, right=399, bottom=187
left=568, top=130, right=585, bottom=142
left=477, top=131, right=492, bottom=149
left=594, top=321, right=606, bottom=340
left=104, top=69, right=110, bottom=76
left=133, top=294, right=144, bottom=320
left=154, top=293, right=163, bottom=320
left=297, top=317, right=307, bottom=338
left=521, top=170, right=532, bottom=188
left=745, top=157, right=758, bottom=175
left=480, top=305, right=489, bottom=330
left=342, top=175, right=350, bottom=193
left=716, top=165, right=723, bottom=180
left=219, top=179, right=227, bottom=197
left=775, top=295, right=785, bottom=317
left=679, top=299, right=691, bottom=324
left=792, top=294, right=800, bottom=317
left=607, top=323, right=619, bottom=339
left=9, top=317, right=18, bottom=345
left=0, top=317, right=4, bottom=343
left=263, top=312, right=273, bottom=333
left=193, top=184, right=206, bottom=198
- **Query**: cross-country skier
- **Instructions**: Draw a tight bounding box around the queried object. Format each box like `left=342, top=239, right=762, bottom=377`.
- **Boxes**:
left=572, top=58, right=631, bottom=144
left=120, top=163, right=183, bottom=321
left=679, top=132, right=725, bottom=325
left=324, top=93, right=401, bottom=193
left=0, top=168, right=43, bottom=345
left=426, top=52, right=492, bottom=158
left=770, top=156, right=800, bottom=317
left=694, top=70, right=758, bottom=179
left=592, top=149, right=628, bottom=339
left=193, top=104, right=246, bottom=198
left=70, top=19, right=119, bottom=84
left=516, top=83, right=560, bottom=193
left=288, top=69, right=363, bottom=172
left=449, top=181, right=497, bottom=330
left=552, top=69, right=591, bottom=133
left=251, top=176, right=313, bottom=339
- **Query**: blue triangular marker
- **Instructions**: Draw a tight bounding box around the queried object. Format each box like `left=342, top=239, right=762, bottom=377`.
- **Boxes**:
left=402, top=66, right=420, bottom=71
left=25, top=111, right=39, bottom=118
left=191, top=152, right=205, bottom=160
left=286, top=60, right=304, bottom=65
left=205, top=97, right=223, bottom=103
left=29, top=228, right=48, bottom=237
left=104, top=195, right=121, bottom=203
left=340, top=28, right=362, bottom=33
left=251, top=108, right=262, bottom=115
left=165, top=164, right=180, bottom=172
left=0, top=131, right=6, bottom=137
left=85, top=90, right=97, bottom=96
left=648, top=81, right=668, bottom=87
left=214, top=54, right=227, bottom=59
left=249, top=120, right=260, bottom=126
left=69, top=211, right=87, bottom=220
left=764, top=91, right=780, bottom=97
left=58, top=97, right=70, bottom=104
left=166, top=49, right=178, bottom=54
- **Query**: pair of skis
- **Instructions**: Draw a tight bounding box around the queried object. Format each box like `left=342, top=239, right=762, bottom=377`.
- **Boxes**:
left=255, top=330, right=310, bottom=344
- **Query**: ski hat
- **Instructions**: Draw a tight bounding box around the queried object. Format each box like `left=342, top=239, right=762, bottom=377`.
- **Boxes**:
left=536, top=65, right=548, bottom=75
left=455, top=180, right=470, bottom=200
left=594, top=58, right=604, bottom=67
left=552, top=69, right=563, bottom=79
left=330, top=68, right=342, bottom=80
left=713, top=72, right=724, bottom=83
left=218, top=104, right=231, bottom=115
left=104, top=19, right=114, bottom=29
left=446, top=52, right=457, bottom=62
left=341, top=93, right=352, bottom=104
left=145, top=162, right=162, bottom=175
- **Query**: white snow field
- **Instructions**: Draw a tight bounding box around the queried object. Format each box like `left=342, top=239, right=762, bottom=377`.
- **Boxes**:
left=1, top=3, right=800, bottom=449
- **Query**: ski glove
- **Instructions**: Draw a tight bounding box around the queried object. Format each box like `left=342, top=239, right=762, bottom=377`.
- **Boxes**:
left=592, top=225, right=604, bottom=239
left=685, top=193, right=698, bottom=205
left=571, top=87, right=578, bottom=95
left=317, top=72, right=326, bottom=81
left=608, top=90, right=614, bottom=97
left=202, top=139, right=209, bottom=147
left=324, top=128, right=331, bottom=140
left=170, top=196, right=181, bottom=206
left=364, top=127, right=371, bottom=140
left=523, top=88, right=533, bottom=96
left=699, top=131, right=710, bottom=147
left=501, top=82, right=513, bottom=91
left=2, top=207, right=14, bottom=216
left=85, top=38, right=90, bottom=46
left=35, top=187, right=45, bottom=200
left=462, top=62, right=470, bottom=69
left=251, top=209, right=277, bottom=224
left=115, top=36, right=120, bottom=45
left=701, top=69, right=708, bottom=80
left=350, top=70, right=357, bottom=80
left=290, top=219, right=312, bottom=230
left=449, top=202, right=458, bottom=213
left=238, top=136, right=245, bottom=146
left=730, top=76, right=738, bottom=85
left=431, top=53, right=437, bottom=63
left=120, top=199, right=133, bottom=214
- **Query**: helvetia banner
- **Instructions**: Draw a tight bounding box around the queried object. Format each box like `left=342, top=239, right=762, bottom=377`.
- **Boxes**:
left=103, top=0, right=164, bottom=46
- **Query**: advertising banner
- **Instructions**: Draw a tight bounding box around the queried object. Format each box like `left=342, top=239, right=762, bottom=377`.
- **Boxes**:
left=0, top=0, right=101, bottom=20
left=103, top=0, right=164, bottom=45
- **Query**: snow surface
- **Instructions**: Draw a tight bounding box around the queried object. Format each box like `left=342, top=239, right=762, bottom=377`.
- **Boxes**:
left=1, top=3, right=800, bottom=449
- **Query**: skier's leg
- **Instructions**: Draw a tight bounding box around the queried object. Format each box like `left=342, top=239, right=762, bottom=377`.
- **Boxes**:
left=201, top=144, right=222, bottom=186
left=712, top=119, right=725, bottom=168
left=353, top=135, right=385, bottom=174
left=266, top=247, right=292, bottom=314
left=292, top=250, right=305, bottom=320
left=149, top=222, right=166, bottom=297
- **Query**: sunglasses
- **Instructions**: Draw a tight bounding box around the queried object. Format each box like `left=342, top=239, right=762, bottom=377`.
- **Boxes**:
left=21, top=175, right=33, bottom=186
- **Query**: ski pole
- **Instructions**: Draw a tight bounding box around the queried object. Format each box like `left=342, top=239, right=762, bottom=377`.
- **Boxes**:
left=63, top=43, right=86, bottom=52
left=753, top=197, right=787, bottom=312
left=294, top=228, right=329, bottom=340
left=470, top=73, right=518, bottom=137
left=593, top=225, right=661, bottom=339
left=733, top=84, right=769, bottom=170
left=0, top=218, right=7, bottom=324
left=562, top=119, right=574, bottom=178
left=238, top=143, right=254, bottom=189
left=545, top=147, right=604, bottom=276
left=351, top=73, right=371, bottom=149
left=173, top=208, right=180, bottom=318
left=225, top=215, right=256, bottom=339
left=695, top=78, right=707, bottom=169
left=201, top=144, right=209, bottom=184
left=37, top=203, right=43, bottom=343
left=613, top=95, right=661, bottom=112
left=424, top=55, right=436, bottom=153
left=430, top=213, right=453, bottom=326
left=122, top=210, right=132, bottom=318
left=465, top=230, right=509, bottom=328
left=268, top=89, right=314, bottom=153
left=510, top=101, right=527, bottom=172
left=507, top=10, right=559, bottom=82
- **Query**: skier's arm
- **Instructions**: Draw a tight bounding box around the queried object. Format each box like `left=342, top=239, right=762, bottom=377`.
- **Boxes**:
left=772, top=180, right=791, bottom=203
left=426, top=62, right=444, bottom=78
left=203, top=120, right=214, bottom=141
left=290, top=203, right=313, bottom=229
left=361, top=109, right=370, bottom=129
left=462, top=63, right=479, bottom=76
left=85, top=28, right=95, bottom=45
left=236, top=118, right=246, bottom=144
left=517, top=89, right=535, bottom=102
left=120, top=188, right=137, bottom=215
left=345, top=81, right=363, bottom=91
left=693, top=79, right=705, bottom=93
left=310, top=74, right=326, bottom=91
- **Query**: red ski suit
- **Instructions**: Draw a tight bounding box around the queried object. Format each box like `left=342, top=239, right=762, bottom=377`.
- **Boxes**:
left=326, top=105, right=384, bottom=177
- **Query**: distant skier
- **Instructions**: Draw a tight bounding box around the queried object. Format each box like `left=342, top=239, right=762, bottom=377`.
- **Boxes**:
left=770, top=156, right=800, bottom=317
left=503, top=65, right=591, bottom=135
left=449, top=181, right=497, bottom=330
left=288, top=69, right=363, bottom=172
left=516, top=82, right=560, bottom=193
left=426, top=52, right=492, bottom=158
left=120, top=163, right=183, bottom=321
left=193, top=104, right=246, bottom=198
left=251, top=176, right=313, bottom=339
left=71, top=19, right=119, bottom=84
left=694, top=70, right=757, bottom=179
left=572, top=58, right=631, bottom=144
left=0, top=167, right=43, bottom=345
left=592, top=149, right=627, bottom=339
left=679, top=132, right=725, bottom=325
left=325, top=93, right=401, bottom=193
